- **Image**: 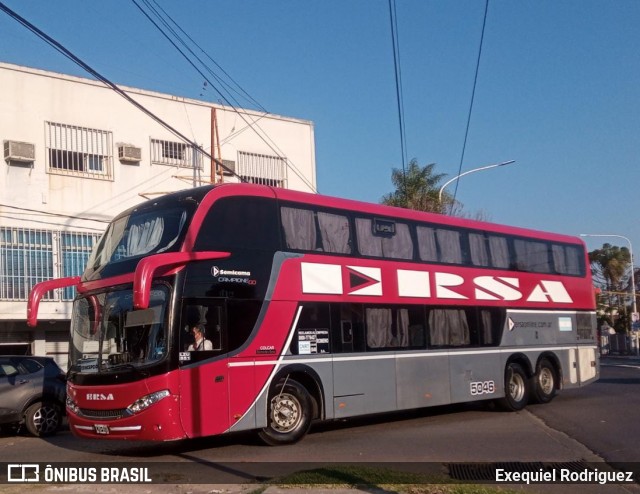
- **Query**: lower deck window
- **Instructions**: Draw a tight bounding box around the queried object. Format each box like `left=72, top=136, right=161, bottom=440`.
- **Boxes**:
left=291, top=303, right=504, bottom=354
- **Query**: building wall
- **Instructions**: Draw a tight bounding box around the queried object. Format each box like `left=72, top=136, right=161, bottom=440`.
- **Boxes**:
left=0, top=62, right=316, bottom=366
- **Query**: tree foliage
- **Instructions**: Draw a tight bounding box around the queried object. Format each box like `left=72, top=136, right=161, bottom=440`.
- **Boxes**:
left=380, top=159, right=454, bottom=213
left=588, top=243, right=635, bottom=332
left=588, top=243, right=631, bottom=292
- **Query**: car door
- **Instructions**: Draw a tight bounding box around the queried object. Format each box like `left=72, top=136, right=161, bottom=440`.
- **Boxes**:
left=0, top=358, right=36, bottom=422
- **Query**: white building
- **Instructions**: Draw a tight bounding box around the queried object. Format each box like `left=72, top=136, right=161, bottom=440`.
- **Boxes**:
left=0, top=62, right=316, bottom=367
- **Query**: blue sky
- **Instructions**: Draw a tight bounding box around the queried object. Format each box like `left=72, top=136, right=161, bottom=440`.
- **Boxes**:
left=1, top=0, right=640, bottom=256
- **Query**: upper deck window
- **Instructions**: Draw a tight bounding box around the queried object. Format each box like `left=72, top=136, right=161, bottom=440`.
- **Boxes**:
left=87, top=206, right=189, bottom=271
left=514, top=239, right=551, bottom=273
left=281, top=207, right=352, bottom=254
left=416, top=226, right=463, bottom=264
left=195, top=197, right=280, bottom=252
left=355, top=218, right=413, bottom=259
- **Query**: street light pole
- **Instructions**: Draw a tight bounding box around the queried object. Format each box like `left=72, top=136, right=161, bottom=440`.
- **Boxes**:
left=579, top=233, right=637, bottom=316
left=438, top=160, right=516, bottom=213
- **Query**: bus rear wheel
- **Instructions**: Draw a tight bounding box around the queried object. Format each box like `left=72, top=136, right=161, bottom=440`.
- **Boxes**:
left=259, top=378, right=312, bottom=446
left=499, top=363, right=529, bottom=411
left=532, top=359, right=557, bottom=404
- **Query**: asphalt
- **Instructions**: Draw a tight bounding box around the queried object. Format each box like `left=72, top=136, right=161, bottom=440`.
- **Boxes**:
left=4, top=354, right=639, bottom=494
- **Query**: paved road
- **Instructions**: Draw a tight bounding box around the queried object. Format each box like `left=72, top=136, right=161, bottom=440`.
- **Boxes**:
left=0, top=356, right=638, bottom=494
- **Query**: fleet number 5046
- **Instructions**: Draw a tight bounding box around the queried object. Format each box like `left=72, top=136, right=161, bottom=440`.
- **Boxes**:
left=470, top=380, right=495, bottom=396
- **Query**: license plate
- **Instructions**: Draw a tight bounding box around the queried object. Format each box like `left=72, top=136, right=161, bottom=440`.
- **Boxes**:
left=94, top=424, right=110, bottom=434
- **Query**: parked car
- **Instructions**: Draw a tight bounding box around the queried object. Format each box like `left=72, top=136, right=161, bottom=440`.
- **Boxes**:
left=0, top=356, right=66, bottom=437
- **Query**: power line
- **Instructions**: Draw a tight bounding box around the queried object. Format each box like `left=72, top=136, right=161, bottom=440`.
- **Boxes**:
left=388, top=0, right=408, bottom=177
left=0, top=215, right=106, bottom=231
left=146, top=0, right=267, bottom=113
left=0, top=204, right=110, bottom=223
left=0, top=0, right=241, bottom=181
left=131, top=0, right=317, bottom=192
left=452, top=0, right=489, bottom=205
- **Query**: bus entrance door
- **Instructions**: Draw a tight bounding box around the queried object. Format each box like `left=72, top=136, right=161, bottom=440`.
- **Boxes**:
left=178, top=300, right=229, bottom=437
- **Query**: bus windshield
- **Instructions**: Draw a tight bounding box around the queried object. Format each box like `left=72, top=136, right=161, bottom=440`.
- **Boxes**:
left=69, top=286, right=170, bottom=374
left=87, top=206, right=190, bottom=272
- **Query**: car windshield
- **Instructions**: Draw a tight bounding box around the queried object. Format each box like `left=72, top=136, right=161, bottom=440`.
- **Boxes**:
left=69, top=286, right=169, bottom=374
left=86, top=206, right=189, bottom=272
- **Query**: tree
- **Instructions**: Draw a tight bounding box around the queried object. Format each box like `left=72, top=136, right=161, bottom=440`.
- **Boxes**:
left=380, top=159, right=455, bottom=213
left=588, top=243, right=633, bottom=332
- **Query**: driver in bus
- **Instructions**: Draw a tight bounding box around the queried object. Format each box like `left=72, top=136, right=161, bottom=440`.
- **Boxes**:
left=188, top=324, right=213, bottom=351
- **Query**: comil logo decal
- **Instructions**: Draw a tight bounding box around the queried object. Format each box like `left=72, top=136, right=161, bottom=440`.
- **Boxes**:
left=301, top=262, right=382, bottom=296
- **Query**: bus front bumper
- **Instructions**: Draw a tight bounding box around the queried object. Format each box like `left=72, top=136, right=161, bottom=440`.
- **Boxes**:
left=67, top=393, right=186, bottom=441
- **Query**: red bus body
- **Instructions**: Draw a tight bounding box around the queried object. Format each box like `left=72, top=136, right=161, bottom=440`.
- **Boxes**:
left=27, top=184, right=598, bottom=442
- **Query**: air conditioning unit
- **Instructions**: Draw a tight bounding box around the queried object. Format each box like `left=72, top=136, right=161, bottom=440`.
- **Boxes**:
left=221, top=159, right=235, bottom=176
left=118, top=145, right=142, bottom=163
left=4, top=140, right=35, bottom=163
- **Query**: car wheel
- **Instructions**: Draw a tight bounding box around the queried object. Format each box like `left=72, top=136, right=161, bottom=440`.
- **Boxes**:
left=24, top=401, right=62, bottom=437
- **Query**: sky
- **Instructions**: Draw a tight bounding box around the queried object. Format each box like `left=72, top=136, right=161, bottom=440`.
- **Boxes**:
left=1, top=0, right=639, bottom=256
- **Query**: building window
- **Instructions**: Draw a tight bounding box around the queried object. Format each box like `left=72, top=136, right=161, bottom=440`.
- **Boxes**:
left=237, top=151, right=287, bottom=187
left=45, top=122, right=113, bottom=180
left=0, top=228, right=100, bottom=301
left=60, top=232, right=100, bottom=300
left=151, top=139, right=201, bottom=168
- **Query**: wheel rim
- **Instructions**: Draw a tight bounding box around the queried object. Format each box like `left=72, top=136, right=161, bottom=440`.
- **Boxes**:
left=538, top=367, right=554, bottom=395
left=270, top=392, right=301, bottom=433
left=32, top=405, right=59, bottom=435
left=508, top=370, right=526, bottom=402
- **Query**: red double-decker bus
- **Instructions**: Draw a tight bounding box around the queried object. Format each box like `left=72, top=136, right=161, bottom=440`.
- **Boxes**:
left=27, top=183, right=598, bottom=444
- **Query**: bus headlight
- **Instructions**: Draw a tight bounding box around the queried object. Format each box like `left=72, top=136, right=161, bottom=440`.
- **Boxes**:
left=66, top=396, right=79, bottom=414
left=125, top=390, right=170, bottom=416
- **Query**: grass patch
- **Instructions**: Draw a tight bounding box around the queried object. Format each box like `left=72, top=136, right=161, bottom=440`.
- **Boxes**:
left=267, top=465, right=520, bottom=494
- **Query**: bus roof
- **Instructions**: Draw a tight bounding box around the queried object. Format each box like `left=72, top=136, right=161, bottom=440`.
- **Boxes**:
left=212, top=183, right=583, bottom=247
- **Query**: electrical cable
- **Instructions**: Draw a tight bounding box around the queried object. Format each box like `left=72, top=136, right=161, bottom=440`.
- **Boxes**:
left=388, top=0, right=408, bottom=178
left=131, top=0, right=317, bottom=192
left=452, top=0, right=489, bottom=206
left=0, top=0, right=241, bottom=181
left=147, top=0, right=267, bottom=113
left=0, top=215, right=106, bottom=231
left=0, top=204, right=110, bottom=223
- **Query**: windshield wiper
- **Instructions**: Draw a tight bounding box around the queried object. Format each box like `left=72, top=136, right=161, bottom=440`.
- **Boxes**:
left=107, top=362, right=149, bottom=377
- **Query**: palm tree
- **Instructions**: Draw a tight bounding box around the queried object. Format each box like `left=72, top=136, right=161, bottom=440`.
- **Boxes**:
left=381, top=159, right=454, bottom=213
left=588, top=243, right=632, bottom=332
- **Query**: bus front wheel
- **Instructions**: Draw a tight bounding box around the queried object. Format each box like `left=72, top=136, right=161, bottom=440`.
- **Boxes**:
left=259, top=378, right=312, bottom=446
left=499, top=363, right=529, bottom=411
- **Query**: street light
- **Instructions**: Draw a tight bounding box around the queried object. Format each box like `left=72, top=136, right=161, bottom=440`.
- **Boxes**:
left=438, top=160, right=516, bottom=213
left=579, top=233, right=637, bottom=329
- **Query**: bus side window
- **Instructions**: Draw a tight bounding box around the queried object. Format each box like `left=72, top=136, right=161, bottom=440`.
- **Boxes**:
left=331, top=304, right=365, bottom=353
left=227, top=299, right=262, bottom=353
left=179, top=302, right=225, bottom=360
left=355, top=217, right=413, bottom=260
left=194, top=197, right=280, bottom=252
left=428, top=308, right=470, bottom=347
left=290, top=303, right=331, bottom=355
left=317, top=211, right=352, bottom=254
left=281, top=207, right=318, bottom=251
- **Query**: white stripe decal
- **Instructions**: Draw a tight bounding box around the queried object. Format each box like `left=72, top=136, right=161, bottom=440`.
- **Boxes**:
left=228, top=345, right=598, bottom=367
left=507, top=310, right=596, bottom=315
left=226, top=305, right=304, bottom=432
